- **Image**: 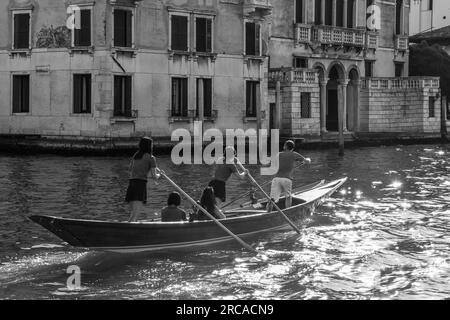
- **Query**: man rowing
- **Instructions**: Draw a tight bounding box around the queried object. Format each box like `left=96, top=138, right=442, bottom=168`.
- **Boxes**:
left=208, top=146, right=248, bottom=206
left=266, top=140, right=311, bottom=212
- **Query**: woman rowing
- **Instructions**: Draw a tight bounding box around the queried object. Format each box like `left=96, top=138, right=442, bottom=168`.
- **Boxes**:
left=125, top=137, right=161, bottom=222
left=208, top=146, right=248, bottom=206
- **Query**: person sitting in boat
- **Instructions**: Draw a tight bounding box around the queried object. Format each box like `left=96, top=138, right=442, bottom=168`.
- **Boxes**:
left=161, top=192, right=188, bottom=222
left=266, top=140, right=311, bottom=213
left=195, top=187, right=227, bottom=221
left=126, top=137, right=161, bottom=222
left=208, top=146, right=248, bottom=206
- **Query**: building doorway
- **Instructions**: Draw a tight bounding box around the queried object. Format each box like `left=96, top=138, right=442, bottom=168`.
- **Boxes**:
left=326, top=66, right=341, bottom=131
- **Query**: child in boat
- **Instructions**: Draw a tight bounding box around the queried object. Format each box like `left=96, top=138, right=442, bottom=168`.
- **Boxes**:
left=195, top=187, right=226, bottom=221
left=161, top=192, right=188, bottom=222
left=126, top=137, right=161, bottom=222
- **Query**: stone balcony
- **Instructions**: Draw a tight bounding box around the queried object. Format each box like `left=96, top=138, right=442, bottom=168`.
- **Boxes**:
left=361, top=77, right=440, bottom=90
left=243, top=0, right=272, bottom=16
left=394, top=35, right=409, bottom=51
left=268, top=67, right=319, bottom=88
left=295, top=24, right=379, bottom=50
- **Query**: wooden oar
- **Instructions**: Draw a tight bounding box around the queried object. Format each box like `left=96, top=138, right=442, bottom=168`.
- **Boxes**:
left=236, top=161, right=302, bottom=234
left=159, top=171, right=259, bottom=254
left=221, top=162, right=306, bottom=210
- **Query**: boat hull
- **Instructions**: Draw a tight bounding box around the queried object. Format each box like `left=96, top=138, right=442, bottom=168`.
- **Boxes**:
left=30, top=178, right=347, bottom=253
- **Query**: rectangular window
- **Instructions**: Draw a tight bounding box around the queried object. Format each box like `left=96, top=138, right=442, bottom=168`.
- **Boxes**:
left=245, top=22, right=260, bottom=56
left=246, top=81, right=259, bottom=117
left=13, top=13, right=30, bottom=49
left=325, top=0, right=333, bottom=26
left=12, top=75, right=30, bottom=113
left=172, top=78, right=188, bottom=117
left=347, top=0, right=355, bottom=28
left=365, top=61, right=374, bottom=77
left=429, top=96, right=435, bottom=118
left=196, top=79, right=212, bottom=117
left=295, top=0, right=304, bottom=24
left=395, top=62, right=404, bottom=77
left=314, top=0, right=322, bottom=25
left=114, top=9, right=133, bottom=48
left=196, top=17, right=212, bottom=53
left=114, top=75, right=132, bottom=117
left=74, top=9, right=91, bottom=47
left=171, top=15, right=188, bottom=51
left=73, top=74, right=91, bottom=114
left=294, top=57, right=308, bottom=68
left=396, top=0, right=403, bottom=35
left=301, top=92, right=311, bottom=118
left=336, top=0, right=344, bottom=27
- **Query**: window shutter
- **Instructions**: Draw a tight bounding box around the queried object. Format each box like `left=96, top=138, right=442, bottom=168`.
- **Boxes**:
left=204, top=79, right=212, bottom=117
left=114, top=10, right=125, bottom=47
left=84, top=76, right=91, bottom=113
left=13, top=76, right=20, bottom=113
left=125, top=76, right=132, bottom=116
left=73, top=76, right=81, bottom=113
left=21, top=76, right=29, bottom=113
left=80, top=10, right=91, bottom=46
left=206, top=19, right=212, bottom=52
left=181, top=78, right=188, bottom=117
left=14, top=14, right=30, bottom=49
left=245, top=22, right=254, bottom=55
left=114, top=76, right=121, bottom=116
left=255, top=24, right=260, bottom=56
left=126, top=10, right=132, bottom=47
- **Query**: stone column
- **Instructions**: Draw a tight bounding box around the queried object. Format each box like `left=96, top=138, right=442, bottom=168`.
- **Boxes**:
left=332, top=0, right=337, bottom=26
left=343, top=0, right=348, bottom=27
left=320, top=78, right=328, bottom=133
left=338, top=79, right=349, bottom=132
left=354, top=80, right=361, bottom=132
left=321, top=0, right=325, bottom=24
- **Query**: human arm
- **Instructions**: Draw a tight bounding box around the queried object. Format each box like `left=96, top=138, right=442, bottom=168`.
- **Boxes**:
left=294, top=152, right=311, bottom=165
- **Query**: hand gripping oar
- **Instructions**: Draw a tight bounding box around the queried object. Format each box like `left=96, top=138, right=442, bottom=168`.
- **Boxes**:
left=159, top=171, right=259, bottom=254
left=220, top=162, right=306, bottom=210
left=236, top=161, right=302, bottom=234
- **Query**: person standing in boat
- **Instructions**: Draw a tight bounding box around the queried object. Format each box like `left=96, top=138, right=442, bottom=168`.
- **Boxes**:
left=266, top=140, right=311, bottom=213
left=208, top=146, right=248, bottom=205
left=126, top=137, right=161, bottom=222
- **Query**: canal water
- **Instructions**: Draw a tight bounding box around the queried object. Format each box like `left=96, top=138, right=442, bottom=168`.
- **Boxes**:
left=0, top=144, right=449, bottom=299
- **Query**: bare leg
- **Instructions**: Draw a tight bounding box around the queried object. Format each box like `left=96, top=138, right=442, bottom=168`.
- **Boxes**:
left=266, top=200, right=274, bottom=213
left=128, top=201, right=142, bottom=222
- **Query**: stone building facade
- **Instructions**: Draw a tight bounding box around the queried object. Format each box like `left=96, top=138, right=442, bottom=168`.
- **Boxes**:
left=267, top=0, right=441, bottom=140
left=0, top=0, right=271, bottom=141
left=0, top=0, right=443, bottom=148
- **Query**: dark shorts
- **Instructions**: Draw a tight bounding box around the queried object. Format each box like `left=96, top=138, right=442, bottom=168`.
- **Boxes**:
left=125, top=179, right=147, bottom=204
left=208, top=179, right=226, bottom=202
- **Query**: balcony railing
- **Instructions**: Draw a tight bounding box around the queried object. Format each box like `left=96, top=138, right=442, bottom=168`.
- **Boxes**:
left=243, top=0, right=272, bottom=16
left=395, top=35, right=409, bottom=51
left=295, top=24, right=379, bottom=50
left=269, top=68, right=318, bottom=87
left=361, top=77, right=440, bottom=90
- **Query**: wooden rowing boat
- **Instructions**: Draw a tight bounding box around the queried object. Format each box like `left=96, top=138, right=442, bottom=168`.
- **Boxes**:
left=29, top=178, right=347, bottom=253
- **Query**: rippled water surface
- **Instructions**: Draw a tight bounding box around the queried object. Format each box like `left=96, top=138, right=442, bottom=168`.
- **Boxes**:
left=0, top=144, right=449, bottom=299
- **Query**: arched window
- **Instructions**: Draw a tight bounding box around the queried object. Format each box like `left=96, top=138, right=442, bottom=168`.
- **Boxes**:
left=396, top=0, right=403, bottom=35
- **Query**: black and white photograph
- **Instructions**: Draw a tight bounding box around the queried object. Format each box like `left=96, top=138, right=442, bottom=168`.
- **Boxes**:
left=0, top=0, right=449, bottom=305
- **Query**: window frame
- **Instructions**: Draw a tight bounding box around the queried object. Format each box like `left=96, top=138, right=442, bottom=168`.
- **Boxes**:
left=11, top=73, right=31, bottom=115
left=428, top=96, right=435, bottom=118
left=70, top=5, right=94, bottom=48
left=293, top=56, right=308, bottom=68
left=295, top=0, right=307, bottom=24
left=365, top=60, right=374, bottom=78
left=196, top=77, right=213, bottom=118
left=194, top=14, right=214, bottom=53
left=394, top=62, right=404, bottom=77
left=245, top=80, right=260, bottom=118
left=171, top=77, right=189, bottom=118
left=113, top=74, right=134, bottom=118
left=72, top=73, right=92, bottom=115
left=300, top=92, right=312, bottom=119
left=244, top=20, right=262, bottom=57
left=112, top=6, right=135, bottom=49
left=12, top=10, right=32, bottom=50
left=169, top=11, right=190, bottom=52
